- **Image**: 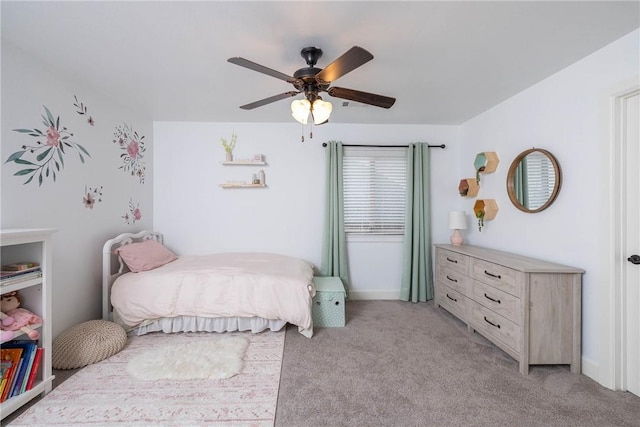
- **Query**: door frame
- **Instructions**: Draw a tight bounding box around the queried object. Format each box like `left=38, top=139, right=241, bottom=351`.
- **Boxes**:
left=601, top=84, right=639, bottom=390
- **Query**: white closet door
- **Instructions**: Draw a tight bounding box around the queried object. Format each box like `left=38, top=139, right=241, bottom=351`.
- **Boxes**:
left=624, top=91, right=639, bottom=396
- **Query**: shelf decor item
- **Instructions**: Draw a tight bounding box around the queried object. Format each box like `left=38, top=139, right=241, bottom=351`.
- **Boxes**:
left=458, top=178, right=479, bottom=197
left=473, top=199, right=498, bottom=232
left=474, top=151, right=499, bottom=183
left=220, top=133, right=237, bottom=162
left=448, top=211, right=467, bottom=245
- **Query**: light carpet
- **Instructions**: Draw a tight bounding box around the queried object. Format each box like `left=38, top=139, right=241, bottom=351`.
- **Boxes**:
left=10, top=330, right=285, bottom=426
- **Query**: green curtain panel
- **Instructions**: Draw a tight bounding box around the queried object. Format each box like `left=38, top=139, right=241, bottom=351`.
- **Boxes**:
left=515, top=160, right=529, bottom=208
left=400, top=143, right=433, bottom=302
left=320, top=140, right=349, bottom=295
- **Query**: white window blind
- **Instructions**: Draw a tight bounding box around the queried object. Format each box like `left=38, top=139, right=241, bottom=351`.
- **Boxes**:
left=525, top=151, right=556, bottom=210
left=343, top=147, right=407, bottom=234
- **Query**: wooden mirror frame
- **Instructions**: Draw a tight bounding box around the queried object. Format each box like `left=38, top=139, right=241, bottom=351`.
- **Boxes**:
left=506, top=148, right=562, bottom=213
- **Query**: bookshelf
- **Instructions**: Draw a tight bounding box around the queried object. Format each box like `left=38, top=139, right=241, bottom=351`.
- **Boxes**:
left=1, top=228, right=55, bottom=420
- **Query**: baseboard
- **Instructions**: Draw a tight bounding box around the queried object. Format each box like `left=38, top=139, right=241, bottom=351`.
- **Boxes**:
left=348, top=290, right=399, bottom=300
left=581, top=355, right=599, bottom=382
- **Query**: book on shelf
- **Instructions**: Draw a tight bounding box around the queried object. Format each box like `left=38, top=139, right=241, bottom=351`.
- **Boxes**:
left=0, top=358, right=11, bottom=397
left=0, top=269, right=42, bottom=286
left=1, top=262, right=39, bottom=272
left=0, top=348, right=23, bottom=402
left=25, top=348, right=43, bottom=391
left=2, top=340, right=37, bottom=397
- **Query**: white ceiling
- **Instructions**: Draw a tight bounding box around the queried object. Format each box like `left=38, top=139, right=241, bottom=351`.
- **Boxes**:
left=2, top=1, right=638, bottom=125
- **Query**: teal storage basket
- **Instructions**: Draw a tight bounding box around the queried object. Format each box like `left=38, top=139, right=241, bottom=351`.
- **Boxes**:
left=312, top=277, right=346, bottom=327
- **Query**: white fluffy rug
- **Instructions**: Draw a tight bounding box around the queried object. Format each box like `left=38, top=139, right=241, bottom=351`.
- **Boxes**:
left=11, top=331, right=285, bottom=426
left=126, top=336, right=249, bottom=380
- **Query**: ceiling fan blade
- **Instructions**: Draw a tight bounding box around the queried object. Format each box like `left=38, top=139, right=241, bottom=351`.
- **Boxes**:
left=315, top=46, right=374, bottom=84
left=327, top=87, right=396, bottom=109
left=239, top=91, right=300, bottom=110
left=228, top=57, right=299, bottom=84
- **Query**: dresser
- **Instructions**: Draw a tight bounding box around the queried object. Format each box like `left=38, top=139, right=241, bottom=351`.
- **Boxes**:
left=434, top=244, right=583, bottom=375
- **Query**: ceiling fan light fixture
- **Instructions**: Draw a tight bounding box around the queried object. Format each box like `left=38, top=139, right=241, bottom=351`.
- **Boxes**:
left=291, top=99, right=311, bottom=124
left=311, top=99, right=332, bottom=125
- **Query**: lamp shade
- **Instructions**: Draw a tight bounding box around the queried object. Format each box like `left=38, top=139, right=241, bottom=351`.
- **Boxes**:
left=291, top=99, right=311, bottom=124
left=448, top=211, right=467, bottom=230
left=312, top=99, right=332, bottom=124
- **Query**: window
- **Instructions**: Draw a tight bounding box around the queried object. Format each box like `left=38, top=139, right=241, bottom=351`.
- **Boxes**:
left=343, top=147, right=407, bottom=235
left=524, top=151, right=556, bottom=210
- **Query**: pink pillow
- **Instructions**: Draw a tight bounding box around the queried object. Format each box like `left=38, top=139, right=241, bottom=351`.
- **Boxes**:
left=115, top=240, right=177, bottom=273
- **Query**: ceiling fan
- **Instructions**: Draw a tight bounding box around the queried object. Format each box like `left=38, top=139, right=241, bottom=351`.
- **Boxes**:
left=227, top=46, right=396, bottom=124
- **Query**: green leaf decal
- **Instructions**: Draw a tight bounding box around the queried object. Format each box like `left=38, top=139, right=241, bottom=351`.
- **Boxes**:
left=24, top=175, right=34, bottom=185
left=77, top=144, right=90, bottom=157
left=14, top=158, right=35, bottom=165
left=13, top=129, right=34, bottom=133
left=6, top=151, right=25, bottom=163
left=44, top=106, right=55, bottom=127
left=14, top=169, right=36, bottom=176
left=36, top=147, right=52, bottom=162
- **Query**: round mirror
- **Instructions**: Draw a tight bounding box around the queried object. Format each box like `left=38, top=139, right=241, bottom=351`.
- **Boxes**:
left=506, top=148, right=561, bottom=213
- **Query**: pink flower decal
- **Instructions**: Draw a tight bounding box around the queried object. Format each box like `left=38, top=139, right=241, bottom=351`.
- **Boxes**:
left=113, top=123, right=146, bottom=183
left=127, top=139, right=139, bottom=159
left=74, top=95, right=95, bottom=126
left=8, top=105, right=90, bottom=186
left=46, top=126, right=60, bottom=147
left=122, top=198, right=142, bottom=225
left=83, top=185, right=103, bottom=209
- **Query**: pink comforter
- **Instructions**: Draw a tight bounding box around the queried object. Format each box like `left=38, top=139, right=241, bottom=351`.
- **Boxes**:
left=111, top=252, right=315, bottom=330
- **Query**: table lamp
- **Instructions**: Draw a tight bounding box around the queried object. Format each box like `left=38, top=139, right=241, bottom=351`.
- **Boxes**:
left=449, top=211, right=467, bottom=246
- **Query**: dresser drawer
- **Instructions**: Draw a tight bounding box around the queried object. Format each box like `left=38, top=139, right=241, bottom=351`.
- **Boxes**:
left=437, top=249, right=469, bottom=275
left=472, top=280, right=521, bottom=325
left=471, top=258, right=521, bottom=298
left=435, top=284, right=468, bottom=321
left=437, top=266, right=471, bottom=296
left=470, top=302, right=520, bottom=354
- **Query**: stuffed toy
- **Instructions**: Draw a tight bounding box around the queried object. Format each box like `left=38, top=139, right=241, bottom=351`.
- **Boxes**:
left=0, top=291, right=41, bottom=340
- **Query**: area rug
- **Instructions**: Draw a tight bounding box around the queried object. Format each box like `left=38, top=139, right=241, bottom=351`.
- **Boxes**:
left=10, top=330, right=285, bottom=426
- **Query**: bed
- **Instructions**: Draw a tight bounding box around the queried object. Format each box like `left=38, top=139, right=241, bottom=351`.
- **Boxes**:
left=102, top=230, right=315, bottom=337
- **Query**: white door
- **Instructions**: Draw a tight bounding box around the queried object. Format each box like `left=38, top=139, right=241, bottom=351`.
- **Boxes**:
left=624, top=91, right=639, bottom=396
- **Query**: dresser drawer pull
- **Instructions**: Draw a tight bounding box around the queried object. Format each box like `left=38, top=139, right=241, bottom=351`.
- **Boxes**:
left=484, top=316, right=501, bottom=329
left=446, top=275, right=458, bottom=283
left=484, top=270, right=502, bottom=279
left=446, top=294, right=458, bottom=302
left=446, top=257, right=458, bottom=264
left=484, top=293, right=501, bottom=304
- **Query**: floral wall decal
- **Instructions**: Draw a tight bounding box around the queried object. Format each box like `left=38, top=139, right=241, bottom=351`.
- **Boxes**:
left=6, top=105, right=91, bottom=186
left=83, top=185, right=103, bottom=209
left=113, top=123, right=146, bottom=183
left=122, top=198, right=142, bottom=225
left=73, top=95, right=94, bottom=126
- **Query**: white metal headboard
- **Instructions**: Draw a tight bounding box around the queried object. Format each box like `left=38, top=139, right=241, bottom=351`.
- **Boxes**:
left=102, top=230, right=164, bottom=321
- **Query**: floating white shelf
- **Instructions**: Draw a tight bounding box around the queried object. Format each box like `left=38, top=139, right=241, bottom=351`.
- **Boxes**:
left=221, top=161, right=267, bottom=166
left=219, top=183, right=267, bottom=189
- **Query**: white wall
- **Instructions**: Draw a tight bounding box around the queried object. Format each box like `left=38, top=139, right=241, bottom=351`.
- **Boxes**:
left=1, top=42, right=154, bottom=338
left=458, top=30, right=640, bottom=374
left=153, top=122, right=460, bottom=298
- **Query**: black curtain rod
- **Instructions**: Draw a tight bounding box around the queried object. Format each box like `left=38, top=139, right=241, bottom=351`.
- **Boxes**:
left=321, top=143, right=445, bottom=149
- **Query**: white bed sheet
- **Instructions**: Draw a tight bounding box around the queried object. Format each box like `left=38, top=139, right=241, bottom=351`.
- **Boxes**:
left=111, top=252, right=315, bottom=334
